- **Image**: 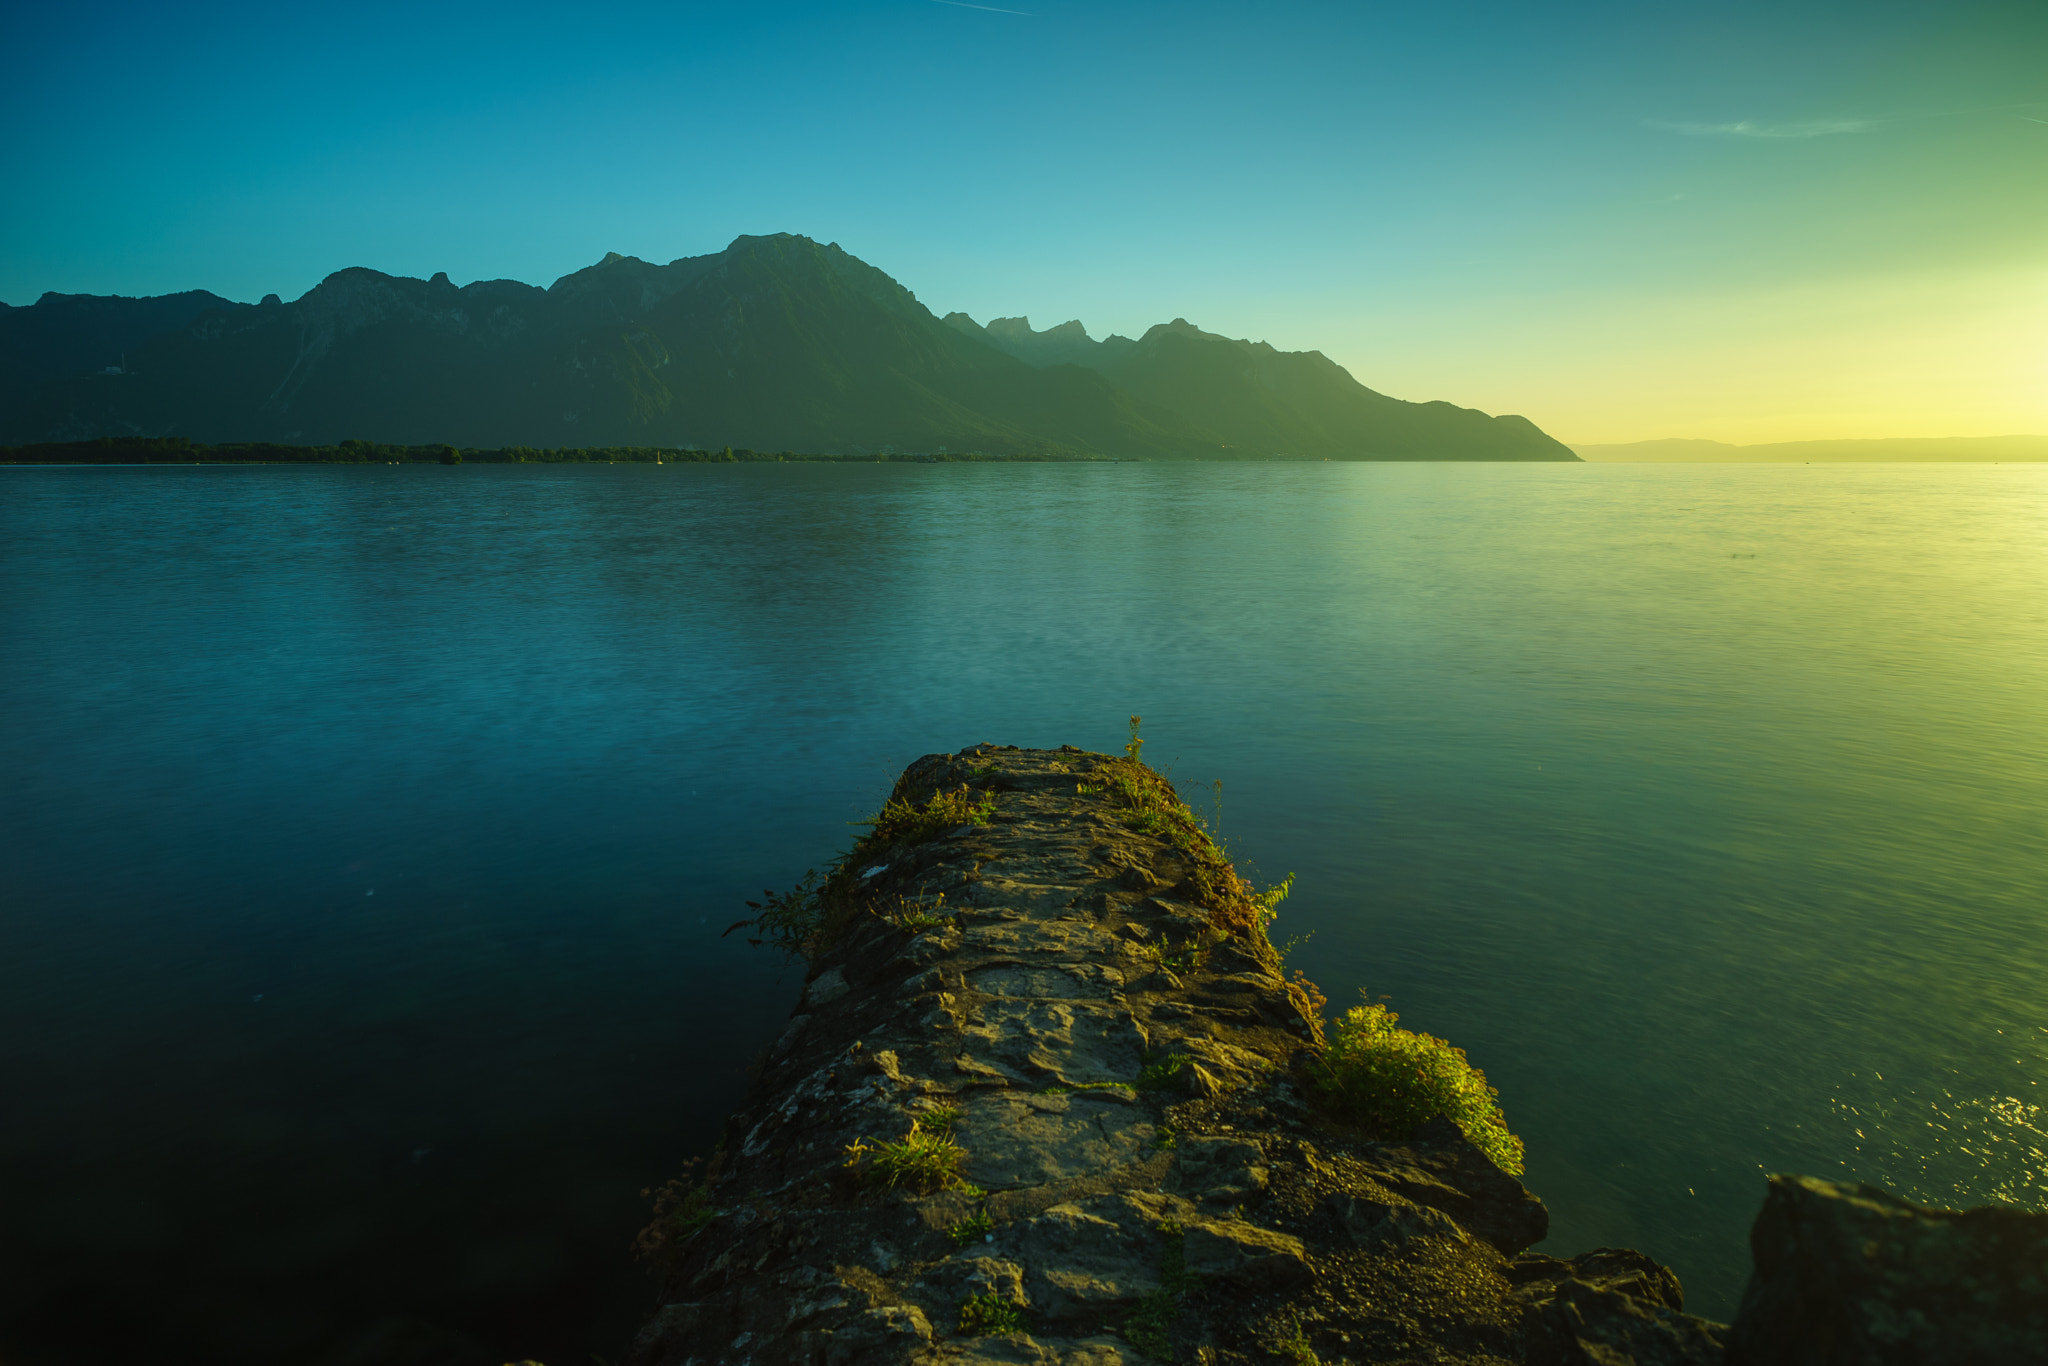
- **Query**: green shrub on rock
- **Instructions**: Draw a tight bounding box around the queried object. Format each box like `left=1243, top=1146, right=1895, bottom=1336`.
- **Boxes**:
left=1309, top=996, right=1525, bottom=1175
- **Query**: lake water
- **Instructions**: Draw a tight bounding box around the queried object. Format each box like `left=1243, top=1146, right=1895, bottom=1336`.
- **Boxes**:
left=3, top=461, right=2044, bottom=1363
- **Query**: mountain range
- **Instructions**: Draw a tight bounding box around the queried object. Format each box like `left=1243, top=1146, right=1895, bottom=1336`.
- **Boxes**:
left=0, top=234, right=1575, bottom=460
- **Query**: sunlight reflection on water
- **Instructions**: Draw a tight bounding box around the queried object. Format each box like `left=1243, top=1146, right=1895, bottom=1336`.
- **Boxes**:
left=1829, top=1044, right=2048, bottom=1210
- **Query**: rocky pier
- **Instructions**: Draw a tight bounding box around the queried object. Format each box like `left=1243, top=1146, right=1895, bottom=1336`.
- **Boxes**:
left=626, top=742, right=1738, bottom=1365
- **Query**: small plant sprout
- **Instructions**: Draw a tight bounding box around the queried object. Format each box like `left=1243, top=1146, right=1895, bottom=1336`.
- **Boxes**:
left=1125, top=714, right=1144, bottom=763
left=1287, top=968, right=1330, bottom=1027
left=732, top=869, right=829, bottom=959
left=958, top=1292, right=1028, bottom=1335
left=631, top=1157, right=716, bottom=1262
left=878, top=891, right=952, bottom=932
left=949, top=1209, right=996, bottom=1245
left=1140, top=935, right=1207, bottom=977
left=1251, top=873, right=1294, bottom=929
left=1136, top=1054, right=1191, bottom=1091
left=1278, top=1315, right=1321, bottom=1365
left=1123, top=1220, right=1192, bottom=1360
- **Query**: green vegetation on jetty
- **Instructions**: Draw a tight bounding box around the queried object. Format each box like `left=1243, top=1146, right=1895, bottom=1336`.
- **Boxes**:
left=728, top=723, right=1525, bottom=1170
left=1311, top=998, right=1526, bottom=1174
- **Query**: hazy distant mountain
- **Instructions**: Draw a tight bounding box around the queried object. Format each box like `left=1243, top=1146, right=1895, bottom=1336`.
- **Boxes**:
left=948, top=313, right=1573, bottom=461
left=1572, top=436, right=2048, bottom=462
left=3, top=235, right=1575, bottom=460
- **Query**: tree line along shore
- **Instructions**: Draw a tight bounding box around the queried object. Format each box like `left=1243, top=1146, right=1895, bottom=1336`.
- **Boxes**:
left=1, top=438, right=1114, bottom=466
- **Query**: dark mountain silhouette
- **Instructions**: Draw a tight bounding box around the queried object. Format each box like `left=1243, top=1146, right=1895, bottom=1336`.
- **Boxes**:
left=4, top=235, right=1575, bottom=460
left=945, top=314, right=1138, bottom=369
left=947, top=312, right=1572, bottom=460
left=0, top=288, right=252, bottom=417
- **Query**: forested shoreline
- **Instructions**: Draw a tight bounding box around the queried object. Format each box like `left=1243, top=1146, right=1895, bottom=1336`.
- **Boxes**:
left=1, top=438, right=1108, bottom=465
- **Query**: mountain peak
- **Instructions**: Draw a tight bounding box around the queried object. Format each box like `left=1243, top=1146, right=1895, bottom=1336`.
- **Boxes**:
left=984, top=316, right=1095, bottom=343
left=1146, top=318, right=1237, bottom=346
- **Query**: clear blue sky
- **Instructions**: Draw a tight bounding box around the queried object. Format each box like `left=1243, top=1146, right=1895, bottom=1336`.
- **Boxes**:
left=5, top=0, right=2042, bottom=441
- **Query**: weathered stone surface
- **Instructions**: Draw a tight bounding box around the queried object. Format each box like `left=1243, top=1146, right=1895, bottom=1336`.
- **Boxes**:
left=1172, top=1136, right=1268, bottom=1206
left=1726, top=1172, right=2048, bottom=1365
left=627, top=744, right=1726, bottom=1366
left=924, top=1333, right=1136, bottom=1364
left=952, top=1092, right=1157, bottom=1189
left=1178, top=1217, right=1310, bottom=1289
left=1507, top=1249, right=1726, bottom=1365
left=1008, top=1203, right=1160, bottom=1323
left=957, top=996, right=1151, bottom=1087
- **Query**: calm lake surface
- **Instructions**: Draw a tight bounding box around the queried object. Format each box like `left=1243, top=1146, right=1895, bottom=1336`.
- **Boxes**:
left=3, top=461, right=2044, bottom=1362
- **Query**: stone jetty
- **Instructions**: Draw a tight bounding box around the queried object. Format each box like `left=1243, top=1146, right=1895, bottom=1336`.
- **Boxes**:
left=627, top=743, right=1731, bottom=1365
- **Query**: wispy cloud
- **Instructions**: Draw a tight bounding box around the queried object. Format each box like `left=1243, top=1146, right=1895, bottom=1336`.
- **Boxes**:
left=928, top=0, right=1035, bottom=13
left=1648, top=118, right=1872, bottom=139
left=1649, top=101, right=2048, bottom=139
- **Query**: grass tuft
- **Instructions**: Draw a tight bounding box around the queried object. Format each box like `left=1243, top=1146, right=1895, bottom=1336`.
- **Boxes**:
left=843, top=1119, right=969, bottom=1192
left=858, top=785, right=997, bottom=845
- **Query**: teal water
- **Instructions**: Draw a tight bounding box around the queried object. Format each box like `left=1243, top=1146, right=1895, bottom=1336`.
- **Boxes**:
left=3, top=461, right=2044, bottom=1361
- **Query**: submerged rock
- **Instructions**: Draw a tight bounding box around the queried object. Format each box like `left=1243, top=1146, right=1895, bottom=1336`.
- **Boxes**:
left=629, top=744, right=1726, bottom=1364
left=1726, top=1173, right=2048, bottom=1365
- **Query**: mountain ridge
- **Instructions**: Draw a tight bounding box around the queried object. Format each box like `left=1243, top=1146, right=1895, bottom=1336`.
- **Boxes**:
left=2, top=234, right=1576, bottom=461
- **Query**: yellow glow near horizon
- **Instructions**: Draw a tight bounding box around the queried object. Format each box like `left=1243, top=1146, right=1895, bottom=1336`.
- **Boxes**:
left=1322, top=261, right=2048, bottom=447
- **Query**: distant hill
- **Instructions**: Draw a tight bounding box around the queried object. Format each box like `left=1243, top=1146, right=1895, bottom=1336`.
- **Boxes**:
left=948, top=313, right=1574, bottom=461
left=2, top=235, right=1575, bottom=460
left=1571, top=436, right=2048, bottom=462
